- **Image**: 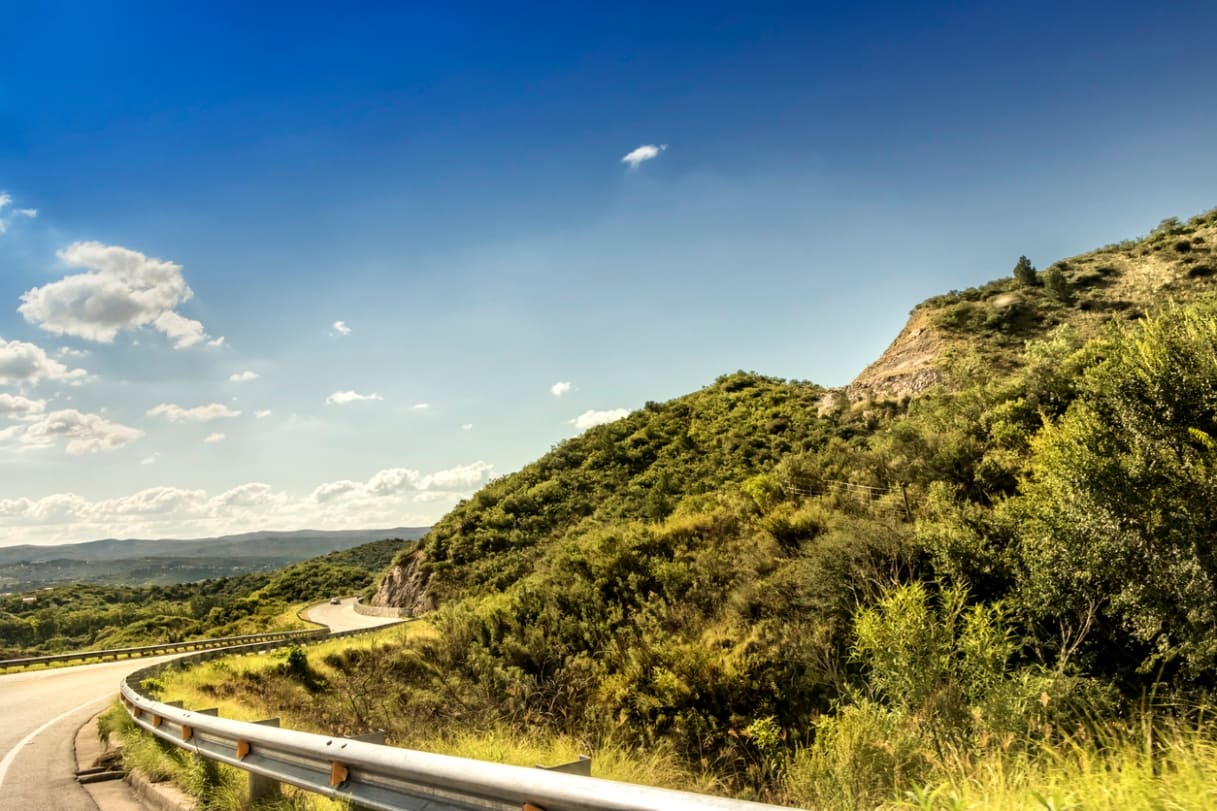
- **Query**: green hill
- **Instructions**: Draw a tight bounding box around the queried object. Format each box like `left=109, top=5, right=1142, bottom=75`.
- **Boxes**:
left=164, top=207, right=1217, bottom=806
left=374, top=373, right=838, bottom=611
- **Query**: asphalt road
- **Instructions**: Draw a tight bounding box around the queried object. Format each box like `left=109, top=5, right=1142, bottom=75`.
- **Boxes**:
left=0, top=598, right=397, bottom=809
left=0, top=654, right=178, bottom=810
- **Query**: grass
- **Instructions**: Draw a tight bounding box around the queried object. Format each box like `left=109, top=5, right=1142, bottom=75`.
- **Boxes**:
left=783, top=713, right=1217, bottom=810
left=156, top=621, right=430, bottom=722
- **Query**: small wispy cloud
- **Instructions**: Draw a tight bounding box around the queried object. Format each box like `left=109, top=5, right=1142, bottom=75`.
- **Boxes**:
left=621, top=144, right=667, bottom=168
left=0, top=191, right=38, bottom=234
left=326, top=390, right=383, bottom=405
left=332, top=320, right=351, bottom=336
left=207, top=336, right=226, bottom=348
left=147, top=403, right=241, bottom=423
left=203, top=432, right=226, bottom=444
left=0, top=393, right=46, bottom=419
left=140, top=452, right=160, bottom=465
left=550, top=381, right=572, bottom=397
left=571, top=408, right=629, bottom=431
left=411, top=403, right=430, bottom=411
left=255, top=409, right=273, bottom=419
left=229, top=370, right=259, bottom=383
left=461, top=423, right=474, bottom=431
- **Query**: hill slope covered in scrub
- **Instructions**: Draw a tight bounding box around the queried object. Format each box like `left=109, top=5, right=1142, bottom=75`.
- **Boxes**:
left=168, top=207, right=1217, bottom=807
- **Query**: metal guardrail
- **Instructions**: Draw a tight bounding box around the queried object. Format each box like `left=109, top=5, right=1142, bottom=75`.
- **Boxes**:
left=120, top=628, right=801, bottom=811
left=0, top=628, right=326, bottom=670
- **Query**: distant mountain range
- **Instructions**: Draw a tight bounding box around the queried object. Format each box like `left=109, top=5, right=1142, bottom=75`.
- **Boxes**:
left=0, top=527, right=429, bottom=591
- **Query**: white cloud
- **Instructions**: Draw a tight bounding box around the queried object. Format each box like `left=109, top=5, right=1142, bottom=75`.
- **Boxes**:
left=326, top=390, right=382, bottom=405
left=0, top=191, right=37, bottom=234
left=229, top=370, right=259, bottom=383
left=141, top=453, right=160, bottom=465
left=0, top=393, right=47, bottom=419
left=550, top=381, right=572, bottom=397
left=411, top=403, right=430, bottom=411
left=314, top=461, right=495, bottom=502
left=255, top=409, right=273, bottom=419
left=93, top=486, right=206, bottom=517
left=311, top=480, right=361, bottom=503
left=210, top=482, right=282, bottom=511
left=207, top=336, right=226, bottom=348
left=147, top=402, right=241, bottom=423
left=2, top=409, right=143, bottom=454
left=18, top=241, right=212, bottom=348
left=571, top=408, right=630, bottom=431
left=461, top=423, right=473, bottom=431
left=332, top=320, right=351, bottom=336
left=0, top=338, right=88, bottom=385
left=203, top=432, right=226, bottom=443
left=621, top=144, right=667, bottom=168
left=56, top=346, right=88, bottom=358
left=153, top=311, right=208, bottom=349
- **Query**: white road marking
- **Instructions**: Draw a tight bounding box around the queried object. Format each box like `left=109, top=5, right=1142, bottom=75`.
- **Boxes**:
left=0, top=693, right=110, bottom=789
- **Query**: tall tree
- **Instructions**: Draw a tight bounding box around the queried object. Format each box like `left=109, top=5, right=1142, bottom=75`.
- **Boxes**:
left=1013, top=255, right=1037, bottom=287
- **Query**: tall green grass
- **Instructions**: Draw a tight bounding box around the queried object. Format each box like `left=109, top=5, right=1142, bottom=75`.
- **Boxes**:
left=784, top=711, right=1217, bottom=810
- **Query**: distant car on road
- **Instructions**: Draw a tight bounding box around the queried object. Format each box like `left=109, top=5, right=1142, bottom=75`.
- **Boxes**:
left=330, top=597, right=341, bottom=605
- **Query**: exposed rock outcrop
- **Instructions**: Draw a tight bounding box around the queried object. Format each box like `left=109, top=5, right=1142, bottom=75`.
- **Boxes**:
left=846, top=307, right=943, bottom=402
left=370, top=549, right=434, bottom=616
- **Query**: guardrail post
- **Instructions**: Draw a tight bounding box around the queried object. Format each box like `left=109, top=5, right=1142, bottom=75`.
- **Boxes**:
left=537, top=755, right=592, bottom=776
left=247, top=718, right=282, bottom=802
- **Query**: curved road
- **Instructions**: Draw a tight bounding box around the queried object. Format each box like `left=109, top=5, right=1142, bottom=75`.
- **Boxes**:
left=304, top=597, right=402, bottom=632
left=0, top=654, right=180, bottom=810
left=0, top=598, right=396, bottom=809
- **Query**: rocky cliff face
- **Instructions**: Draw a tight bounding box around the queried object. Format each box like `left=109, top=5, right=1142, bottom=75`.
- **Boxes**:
left=845, top=307, right=943, bottom=402
left=370, top=549, right=434, bottom=616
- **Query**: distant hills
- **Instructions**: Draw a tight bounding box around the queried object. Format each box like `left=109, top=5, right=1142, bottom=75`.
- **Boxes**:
left=0, top=527, right=429, bottom=592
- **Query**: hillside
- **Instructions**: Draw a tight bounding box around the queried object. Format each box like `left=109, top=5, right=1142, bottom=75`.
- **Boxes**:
left=848, top=207, right=1217, bottom=400
left=372, top=372, right=841, bottom=612
left=375, top=208, right=1217, bottom=616
left=167, top=206, right=1217, bottom=806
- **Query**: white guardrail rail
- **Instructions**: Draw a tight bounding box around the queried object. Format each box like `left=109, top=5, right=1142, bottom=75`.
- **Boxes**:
left=119, top=627, right=802, bottom=811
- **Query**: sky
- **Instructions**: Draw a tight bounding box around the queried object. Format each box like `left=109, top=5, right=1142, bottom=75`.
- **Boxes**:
left=1, top=1, right=1216, bottom=546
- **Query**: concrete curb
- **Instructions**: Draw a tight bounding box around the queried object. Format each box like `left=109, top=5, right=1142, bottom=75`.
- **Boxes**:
left=74, top=710, right=195, bottom=811
left=125, top=769, right=196, bottom=811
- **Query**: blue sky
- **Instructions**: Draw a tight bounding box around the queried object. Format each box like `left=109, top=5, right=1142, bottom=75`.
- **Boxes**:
left=1, top=1, right=1215, bottom=545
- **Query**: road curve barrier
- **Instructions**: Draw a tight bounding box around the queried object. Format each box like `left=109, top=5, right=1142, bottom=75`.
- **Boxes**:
left=119, top=627, right=804, bottom=811
left=0, top=629, right=327, bottom=671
